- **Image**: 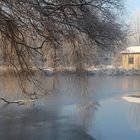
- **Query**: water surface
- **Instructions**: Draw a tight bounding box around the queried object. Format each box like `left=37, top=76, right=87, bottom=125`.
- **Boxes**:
left=0, top=74, right=140, bottom=140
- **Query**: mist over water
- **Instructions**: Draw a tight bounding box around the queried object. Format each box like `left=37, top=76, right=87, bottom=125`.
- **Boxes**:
left=0, top=74, right=140, bottom=140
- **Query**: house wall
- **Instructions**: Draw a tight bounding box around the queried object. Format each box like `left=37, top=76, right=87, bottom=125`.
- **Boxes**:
left=122, top=53, right=140, bottom=70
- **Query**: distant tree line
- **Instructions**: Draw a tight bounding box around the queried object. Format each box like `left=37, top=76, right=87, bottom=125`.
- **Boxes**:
left=128, top=10, right=140, bottom=46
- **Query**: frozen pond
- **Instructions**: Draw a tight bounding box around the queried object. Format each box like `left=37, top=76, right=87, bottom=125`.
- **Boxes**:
left=0, top=74, right=140, bottom=140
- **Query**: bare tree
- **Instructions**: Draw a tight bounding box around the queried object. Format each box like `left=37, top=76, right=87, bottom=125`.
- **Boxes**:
left=0, top=0, right=126, bottom=95
left=128, top=10, right=140, bottom=46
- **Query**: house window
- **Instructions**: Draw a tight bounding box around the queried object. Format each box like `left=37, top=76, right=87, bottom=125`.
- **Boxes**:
left=128, top=57, right=134, bottom=64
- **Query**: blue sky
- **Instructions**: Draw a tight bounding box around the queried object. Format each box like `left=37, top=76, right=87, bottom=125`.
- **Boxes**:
left=126, top=0, right=140, bottom=14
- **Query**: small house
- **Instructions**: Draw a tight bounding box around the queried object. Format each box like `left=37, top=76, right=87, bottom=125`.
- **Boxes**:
left=121, top=46, right=140, bottom=70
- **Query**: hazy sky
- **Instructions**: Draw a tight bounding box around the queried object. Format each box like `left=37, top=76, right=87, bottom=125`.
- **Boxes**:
left=127, top=0, right=140, bottom=14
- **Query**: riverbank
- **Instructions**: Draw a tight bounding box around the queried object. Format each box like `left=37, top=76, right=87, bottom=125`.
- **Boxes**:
left=44, top=66, right=140, bottom=76
left=0, top=65, right=140, bottom=76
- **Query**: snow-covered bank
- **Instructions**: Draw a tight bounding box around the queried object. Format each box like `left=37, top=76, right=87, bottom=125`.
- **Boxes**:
left=86, top=65, right=140, bottom=76
left=0, top=65, right=140, bottom=76
left=42, top=66, right=140, bottom=76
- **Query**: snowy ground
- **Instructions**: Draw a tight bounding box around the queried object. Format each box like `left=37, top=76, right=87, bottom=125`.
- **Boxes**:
left=86, top=65, right=139, bottom=76
left=43, top=65, right=140, bottom=76
left=0, top=65, right=139, bottom=76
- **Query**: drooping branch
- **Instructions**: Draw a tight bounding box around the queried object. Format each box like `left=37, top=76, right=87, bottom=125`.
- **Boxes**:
left=0, top=98, right=34, bottom=105
left=0, top=0, right=127, bottom=95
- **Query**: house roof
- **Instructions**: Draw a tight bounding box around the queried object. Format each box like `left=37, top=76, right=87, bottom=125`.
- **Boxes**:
left=121, top=46, right=140, bottom=54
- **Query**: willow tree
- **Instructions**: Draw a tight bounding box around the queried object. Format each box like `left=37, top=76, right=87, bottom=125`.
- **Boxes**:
left=0, top=0, right=126, bottom=94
